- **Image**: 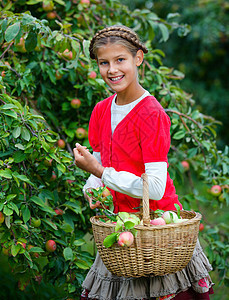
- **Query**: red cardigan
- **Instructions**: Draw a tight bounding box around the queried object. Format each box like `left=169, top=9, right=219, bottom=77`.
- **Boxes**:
left=88, top=94, right=182, bottom=213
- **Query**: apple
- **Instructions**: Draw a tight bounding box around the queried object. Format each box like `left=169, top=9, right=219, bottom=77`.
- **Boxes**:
left=102, top=188, right=111, bottom=198
left=118, top=231, right=134, bottom=247
left=54, top=208, right=64, bottom=215
left=47, top=11, right=56, bottom=20
left=0, top=212, right=5, bottom=224
left=16, top=241, right=26, bottom=249
left=199, top=223, right=204, bottom=232
left=57, top=139, right=66, bottom=149
left=1, top=71, right=6, bottom=78
left=174, top=218, right=189, bottom=223
left=75, top=127, right=87, bottom=139
left=88, top=71, right=97, bottom=79
left=44, top=159, right=53, bottom=167
left=27, top=245, right=39, bottom=258
left=71, top=98, right=81, bottom=109
left=42, top=1, right=54, bottom=12
left=2, top=246, right=11, bottom=256
left=50, top=171, right=57, bottom=181
left=18, top=279, right=30, bottom=291
left=55, top=70, right=63, bottom=80
left=62, top=49, right=73, bottom=60
left=162, top=211, right=178, bottom=224
left=15, top=37, right=26, bottom=53
left=181, top=160, right=190, bottom=172
left=210, top=185, right=222, bottom=196
left=80, top=0, right=90, bottom=5
left=150, top=217, right=166, bottom=225
left=45, top=240, right=56, bottom=252
left=31, top=217, right=41, bottom=227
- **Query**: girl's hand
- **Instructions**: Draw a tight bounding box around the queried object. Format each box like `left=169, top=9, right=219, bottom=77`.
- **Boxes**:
left=73, top=143, right=104, bottom=178
left=84, top=188, right=103, bottom=210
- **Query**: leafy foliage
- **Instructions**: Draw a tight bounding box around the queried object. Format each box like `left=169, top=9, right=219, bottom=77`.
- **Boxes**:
left=0, top=0, right=228, bottom=298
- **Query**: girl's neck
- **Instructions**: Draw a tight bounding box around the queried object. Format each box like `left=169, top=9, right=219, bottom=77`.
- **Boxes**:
left=115, top=84, right=145, bottom=106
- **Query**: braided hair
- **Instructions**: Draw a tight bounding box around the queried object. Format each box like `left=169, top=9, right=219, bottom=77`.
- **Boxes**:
left=89, top=25, right=148, bottom=59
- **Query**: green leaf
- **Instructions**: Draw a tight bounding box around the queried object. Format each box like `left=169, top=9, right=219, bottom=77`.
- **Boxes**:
left=57, top=163, right=66, bottom=173
left=63, top=247, right=73, bottom=261
left=5, top=22, right=20, bottom=42
left=12, top=127, right=21, bottom=138
left=13, top=151, right=26, bottom=163
left=54, top=0, right=66, bottom=5
left=174, top=203, right=181, bottom=218
left=0, top=169, right=12, bottom=179
left=2, top=110, right=17, bottom=119
left=30, top=196, right=45, bottom=206
left=21, top=206, right=31, bottom=223
left=158, top=23, right=169, bottom=42
left=21, top=127, right=31, bottom=141
left=28, top=247, right=44, bottom=253
left=8, top=202, right=19, bottom=215
left=124, top=220, right=135, bottom=230
left=25, top=31, right=37, bottom=52
left=73, top=239, right=85, bottom=246
left=75, top=259, right=90, bottom=269
left=11, top=244, right=21, bottom=257
left=15, top=144, right=25, bottom=150
left=3, top=205, right=14, bottom=216
left=103, top=232, right=118, bottom=248
left=42, top=219, right=58, bottom=230
left=173, top=130, right=186, bottom=140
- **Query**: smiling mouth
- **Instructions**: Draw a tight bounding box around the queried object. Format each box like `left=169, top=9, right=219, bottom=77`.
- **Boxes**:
left=109, top=75, right=124, bottom=82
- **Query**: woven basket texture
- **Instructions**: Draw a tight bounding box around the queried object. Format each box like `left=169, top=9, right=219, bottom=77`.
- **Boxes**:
left=90, top=174, right=202, bottom=278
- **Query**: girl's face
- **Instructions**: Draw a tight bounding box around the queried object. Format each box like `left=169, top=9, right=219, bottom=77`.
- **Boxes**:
left=96, top=43, right=143, bottom=97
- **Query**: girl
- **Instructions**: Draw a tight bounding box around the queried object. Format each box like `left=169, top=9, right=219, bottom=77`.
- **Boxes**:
left=73, top=25, right=214, bottom=300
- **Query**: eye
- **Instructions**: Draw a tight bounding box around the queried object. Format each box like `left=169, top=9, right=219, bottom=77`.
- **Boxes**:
left=118, top=58, right=124, bottom=62
left=99, top=61, right=108, bottom=66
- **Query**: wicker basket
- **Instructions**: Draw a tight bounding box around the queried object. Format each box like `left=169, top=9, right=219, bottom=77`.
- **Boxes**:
left=90, top=173, right=202, bottom=278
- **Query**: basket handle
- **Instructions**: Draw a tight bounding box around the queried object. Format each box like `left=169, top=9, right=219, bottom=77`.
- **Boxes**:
left=141, top=173, right=151, bottom=226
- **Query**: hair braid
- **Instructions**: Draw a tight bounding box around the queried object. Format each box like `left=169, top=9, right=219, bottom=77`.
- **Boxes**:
left=89, top=25, right=148, bottom=59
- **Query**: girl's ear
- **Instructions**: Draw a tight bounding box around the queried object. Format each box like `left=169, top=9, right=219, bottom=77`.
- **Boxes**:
left=135, top=50, right=144, bottom=67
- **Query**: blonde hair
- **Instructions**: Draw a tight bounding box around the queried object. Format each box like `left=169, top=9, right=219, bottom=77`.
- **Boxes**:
left=89, top=25, right=148, bottom=59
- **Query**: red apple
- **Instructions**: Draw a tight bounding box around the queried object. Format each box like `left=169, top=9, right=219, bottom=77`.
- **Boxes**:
left=0, top=212, right=5, bottom=224
left=181, top=160, right=190, bottom=172
left=57, top=139, right=66, bottom=149
left=50, top=171, right=57, bottom=181
left=1, top=71, right=6, bottom=78
left=210, top=185, right=222, bottom=196
left=75, top=127, right=87, bottom=139
left=62, top=49, right=73, bottom=60
left=44, top=159, right=53, bottom=167
left=102, top=188, right=111, bottom=198
left=80, top=0, right=90, bottom=4
left=199, top=223, right=204, bottom=232
left=47, top=11, right=56, bottom=20
left=55, top=70, right=63, bottom=80
left=118, top=231, right=134, bottom=247
left=71, top=98, right=81, bottom=109
left=54, top=208, right=64, bottom=215
left=15, top=37, right=26, bottom=53
left=27, top=244, right=39, bottom=258
left=45, top=240, right=56, bottom=252
left=88, top=71, right=97, bottom=79
left=16, top=241, right=26, bottom=249
left=42, top=1, right=54, bottom=12
left=150, top=217, right=166, bottom=226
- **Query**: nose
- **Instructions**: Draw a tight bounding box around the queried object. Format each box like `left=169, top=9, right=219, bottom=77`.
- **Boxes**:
left=108, top=63, right=117, bottom=74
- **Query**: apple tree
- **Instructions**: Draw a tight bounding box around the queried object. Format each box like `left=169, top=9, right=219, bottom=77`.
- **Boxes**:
left=0, top=0, right=228, bottom=297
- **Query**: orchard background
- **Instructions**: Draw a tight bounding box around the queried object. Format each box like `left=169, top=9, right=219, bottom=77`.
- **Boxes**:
left=0, top=0, right=228, bottom=299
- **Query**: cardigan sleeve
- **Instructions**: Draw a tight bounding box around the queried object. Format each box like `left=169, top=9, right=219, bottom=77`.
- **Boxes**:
left=140, top=109, right=171, bottom=163
left=88, top=104, right=100, bottom=152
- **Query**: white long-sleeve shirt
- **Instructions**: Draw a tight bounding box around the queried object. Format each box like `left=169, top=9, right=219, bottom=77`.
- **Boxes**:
left=83, top=91, right=167, bottom=200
